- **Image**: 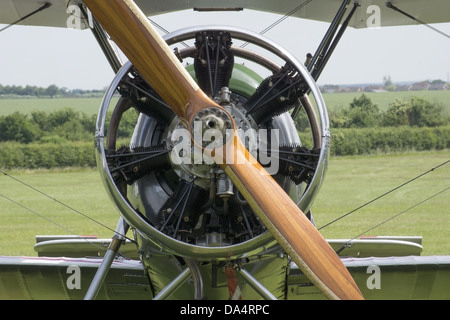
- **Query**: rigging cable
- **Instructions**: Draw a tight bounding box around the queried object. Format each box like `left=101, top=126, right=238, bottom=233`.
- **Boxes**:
left=318, top=159, right=450, bottom=230
left=0, top=169, right=135, bottom=244
left=335, top=185, right=450, bottom=254
left=0, top=192, right=109, bottom=253
left=148, top=18, right=189, bottom=48
left=386, top=2, right=450, bottom=40
left=240, top=0, right=313, bottom=48
left=0, top=2, right=52, bottom=33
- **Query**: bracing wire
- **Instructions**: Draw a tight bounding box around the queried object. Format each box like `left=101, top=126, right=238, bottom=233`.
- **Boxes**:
left=386, top=2, right=450, bottom=40
left=0, top=169, right=136, bottom=244
left=0, top=2, right=52, bottom=33
left=0, top=193, right=110, bottom=253
left=240, top=0, right=313, bottom=48
left=318, top=159, right=450, bottom=230
left=148, top=18, right=189, bottom=48
left=256, top=0, right=313, bottom=36
left=335, top=186, right=450, bottom=254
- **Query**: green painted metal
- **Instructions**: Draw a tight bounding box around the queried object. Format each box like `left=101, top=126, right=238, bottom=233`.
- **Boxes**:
left=0, top=256, right=152, bottom=300
left=287, top=256, right=450, bottom=300
left=186, top=63, right=263, bottom=98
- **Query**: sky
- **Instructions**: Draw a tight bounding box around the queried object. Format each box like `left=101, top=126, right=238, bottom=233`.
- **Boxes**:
left=1, top=9, right=450, bottom=90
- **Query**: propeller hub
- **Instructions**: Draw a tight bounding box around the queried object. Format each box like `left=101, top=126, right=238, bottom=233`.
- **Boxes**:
left=191, top=107, right=234, bottom=148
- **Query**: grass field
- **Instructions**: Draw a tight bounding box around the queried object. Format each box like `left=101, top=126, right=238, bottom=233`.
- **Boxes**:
left=0, top=150, right=449, bottom=257
left=0, top=168, right=119, bottom=256
left=1, top=90, right=449, bottom=116
left=0, top=96, right=119, bottom=116
left=312, top=150, right=450, bottom=256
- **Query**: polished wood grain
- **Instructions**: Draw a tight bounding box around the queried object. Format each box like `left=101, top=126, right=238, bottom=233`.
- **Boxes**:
left=84, top=0, right=363, bottom=300
left=83, top=0, right=213, bottom=123
left=213, top=133, right=363, bottom=300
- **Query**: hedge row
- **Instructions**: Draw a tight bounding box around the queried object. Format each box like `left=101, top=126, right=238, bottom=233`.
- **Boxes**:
left=327, top=126, right=450, bottom=156
left=0, top=141, right=96, bottom=169
left=0, top=126, right=449, bottom=169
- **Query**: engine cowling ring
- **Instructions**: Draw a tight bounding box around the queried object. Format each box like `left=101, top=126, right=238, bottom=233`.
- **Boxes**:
left=95, top=26, right=330, bottom=261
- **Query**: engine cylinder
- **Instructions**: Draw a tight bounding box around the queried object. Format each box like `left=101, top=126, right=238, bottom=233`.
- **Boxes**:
left=95, top=26, right=330, bottom=261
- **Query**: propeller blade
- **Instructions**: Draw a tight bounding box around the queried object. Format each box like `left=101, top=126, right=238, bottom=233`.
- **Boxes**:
left=211, top=134, right=363, bottom=300
left=84, top=0, right=363, bottom=300
left=83, top=0, right=211, bottom=123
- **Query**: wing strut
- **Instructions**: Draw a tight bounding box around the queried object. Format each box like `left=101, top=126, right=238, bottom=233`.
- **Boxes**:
left=310, top=2, right=359, bottom=82
left=84, top=218, right=129, bottom=300
left=77, top=5, right=124, bottom=73
left=293, top=0, right=357, bottom=118
left=307, top=0, right=350, bottom=79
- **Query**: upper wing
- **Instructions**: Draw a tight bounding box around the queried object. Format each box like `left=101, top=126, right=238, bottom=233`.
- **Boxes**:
left=0, top=0, right=88, bottom=29
left=135, top=0, right=450, bottom=28
left=1, top=0, right=449, bottom=29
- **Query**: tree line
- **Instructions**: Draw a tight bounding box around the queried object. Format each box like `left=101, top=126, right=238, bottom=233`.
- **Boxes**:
left=0, top=84, right=105, bottom=98
left=0, top=94, right=449, bottom=168
left=1, top=94, right=448, bottom=144
left=328, top=94, right=449, bottom=128
left=296, top=94, right=450, bottom=156
left=0, top=108, right=137, bottom=144
left=0, top=108, right=138, bottom=169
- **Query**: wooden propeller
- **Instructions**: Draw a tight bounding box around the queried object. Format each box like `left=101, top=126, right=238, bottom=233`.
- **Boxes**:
left=84, top=0, right=363, bottom=300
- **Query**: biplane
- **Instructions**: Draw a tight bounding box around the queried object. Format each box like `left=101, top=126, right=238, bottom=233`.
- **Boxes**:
left=0, top=0, right=449, bottom=301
